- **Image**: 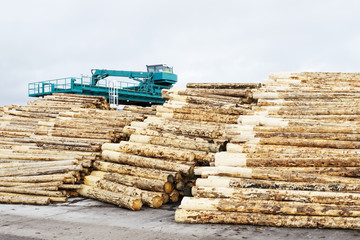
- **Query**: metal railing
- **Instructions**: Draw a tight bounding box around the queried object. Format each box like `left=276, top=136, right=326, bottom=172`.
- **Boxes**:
left=28, top=76, right=139, bottom=95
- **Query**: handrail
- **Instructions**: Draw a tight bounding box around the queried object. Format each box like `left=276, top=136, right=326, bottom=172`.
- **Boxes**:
left=28, top=76, right=139, bottom=95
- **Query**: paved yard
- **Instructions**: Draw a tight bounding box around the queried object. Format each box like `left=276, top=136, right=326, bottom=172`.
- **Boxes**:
left=0, top=198, right=359, bottom=240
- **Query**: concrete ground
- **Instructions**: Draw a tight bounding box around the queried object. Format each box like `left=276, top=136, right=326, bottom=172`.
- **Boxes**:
left=0, top=197, right=359, bottom=240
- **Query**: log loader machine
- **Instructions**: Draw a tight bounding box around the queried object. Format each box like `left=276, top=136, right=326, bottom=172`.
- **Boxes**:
left=28, top=64, right=177, bottom=106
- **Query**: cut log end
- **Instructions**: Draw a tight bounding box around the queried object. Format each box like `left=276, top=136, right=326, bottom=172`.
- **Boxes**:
left=152, top=196, right=163, bottom=208
left=164, top=182, right=174, bottom=194
left=132, top=199, right=143, bottom=211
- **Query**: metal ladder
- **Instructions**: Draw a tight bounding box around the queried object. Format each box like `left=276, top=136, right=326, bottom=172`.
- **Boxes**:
left=108, top=80, right=119, bottom=109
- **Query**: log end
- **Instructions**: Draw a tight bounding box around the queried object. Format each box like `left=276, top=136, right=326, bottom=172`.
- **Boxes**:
left=170, top=190, right=180, bottom=203
left=152, top=196, right=163, bottom=208
left=164, top=182, right=174, bottom=194
left=162, top=194, right=170, bottom=204
left=132, top=199, right=143, bottom=211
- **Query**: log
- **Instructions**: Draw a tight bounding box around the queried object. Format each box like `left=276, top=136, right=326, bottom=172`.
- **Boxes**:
left=85, top=176, right=163, bottom=208
left=252, top=91, right=360, bottom=100
left=215, top=152, right=360, bottom=167
left=186, top=83, right=261, bottom=89
left=0, top=192, right=50, bottom=205
left=93, top=161, right=176, bottom=183
left=258, top=137, right=360, bottom=149
left=253, top=131, right=360, bottom=142
left=157, top=112, right=239, bottom=124
left=102, top=150, right=194, bottom=176
left=195, top=177, right=360, bottom=192
left=178, top=88, right=250, bottom=97
left=205, top=166, right=360, bottom=184
left=0, top=174, right=69, bottom=183
left=254, top=124, right=360, bottom=134
left=138, top=119, right=225, bottom=139
left=179, top=197, right=360, bottom=217
left=0, top=160, right=78, bottom=169
left=0, top=152, right=76, bottom=161
left=0, top=186, right=64, bottom=197
left=78, top=185, right=142, bottom=210
left=228, top=143, right=360, bottom=155
left=192, top=185, right=360, bottom=205
left=0, top=181, right=62, bottom=188
left=0, top=165, right=82, bottom=177
left=163, top=94, right=251, bottom=105
left=174, top=209, right=360, bottom=229
left=160, top=103, right=251, bottom=115
left=123, top=126, right=216, bottom=145
left=129, top=134, right=219, bottom=153
left=251, top=167, right=360, bottom=177
left=170, top=189, right=180, bottom=202
left=123, top=105, right=156, bottom=115
left=91, top=171, right=173, bottom=194
left=117, top=141, right=196, bottom=162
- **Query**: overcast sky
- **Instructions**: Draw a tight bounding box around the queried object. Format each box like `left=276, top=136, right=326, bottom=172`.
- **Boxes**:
left=1, top=0, right=359, bottom=106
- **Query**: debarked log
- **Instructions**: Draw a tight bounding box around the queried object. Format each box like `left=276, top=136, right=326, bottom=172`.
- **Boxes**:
left=186, top=83, right=261, bottom=89
left=90, top=171, right=173, bottom=194
left=179, top=197, right=360, bottom=217
left=205, top=166, right=360, bottom=184
left=78, top=185, right=142, bottom=210
left=195, top=177, right=360, bottom=193
left=0, top=192, right=50, bottom=205
left=117, top=141, right=196, bottom=162
left=191, top=185, right=360, bottom=205
left=129, top=134, right=219, bottom=153
left=214, top=152, right=360, bottom=167
left=174, top=209, right=360, bottom=229
left=85, top=176, right=163, bottom=208
left=102, top=150, right=194, bottom=176
left=93, top=161, right=176, bottom=183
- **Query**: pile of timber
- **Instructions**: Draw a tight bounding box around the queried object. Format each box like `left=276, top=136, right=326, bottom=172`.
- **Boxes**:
left=29, top=93, right=110, bottom=110
left=0, top=94, right=147, bottom=205
left=176, top=72, right=360, bottom=229
left=80, top=83, right=260, bottom=210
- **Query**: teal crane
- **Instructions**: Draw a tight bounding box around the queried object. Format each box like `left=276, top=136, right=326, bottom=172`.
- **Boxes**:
left=28, top=64, right=177, bottom=106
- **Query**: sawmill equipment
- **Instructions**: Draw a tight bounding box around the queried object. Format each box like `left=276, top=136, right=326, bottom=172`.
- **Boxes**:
left=28, top=64, right=177, bottom=106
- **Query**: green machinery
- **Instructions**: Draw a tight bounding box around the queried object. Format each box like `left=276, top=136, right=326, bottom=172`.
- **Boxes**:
left=28, top=64, right=177, bottom=106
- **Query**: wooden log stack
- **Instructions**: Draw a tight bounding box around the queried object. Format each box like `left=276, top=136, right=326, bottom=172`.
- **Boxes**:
left=0, top=94, right=148, bottom=205
left=81, top=83, right=259, bottom=210
left=176, top=72, right=360, bottom=229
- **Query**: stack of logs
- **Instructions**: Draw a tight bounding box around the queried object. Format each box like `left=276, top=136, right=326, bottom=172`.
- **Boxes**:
left=79, top=83, right=260, bottom=210
left=175, top=72, right=360, bottom=229
left=0, top=93, right=146, bottom=205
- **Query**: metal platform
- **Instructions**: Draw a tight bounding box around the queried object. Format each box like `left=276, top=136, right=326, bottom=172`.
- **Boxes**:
left=28, top=76, right=166, bottom=106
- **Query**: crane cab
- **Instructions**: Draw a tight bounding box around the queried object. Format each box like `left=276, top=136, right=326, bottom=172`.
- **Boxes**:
left=146, top=64, right=174, bottom=74
left=147, top=64, right=177, bottom=87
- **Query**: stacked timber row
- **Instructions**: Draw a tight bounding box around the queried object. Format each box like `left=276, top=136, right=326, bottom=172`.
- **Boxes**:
left=81, top=83, right=260, bottom=210
left=176, top=72, right=360, bottom=229
left=0, top=94, right=147, bottom=205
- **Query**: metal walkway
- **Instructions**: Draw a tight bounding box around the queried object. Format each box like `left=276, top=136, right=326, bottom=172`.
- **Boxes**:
left=28, top=76, right=165, bottom=106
